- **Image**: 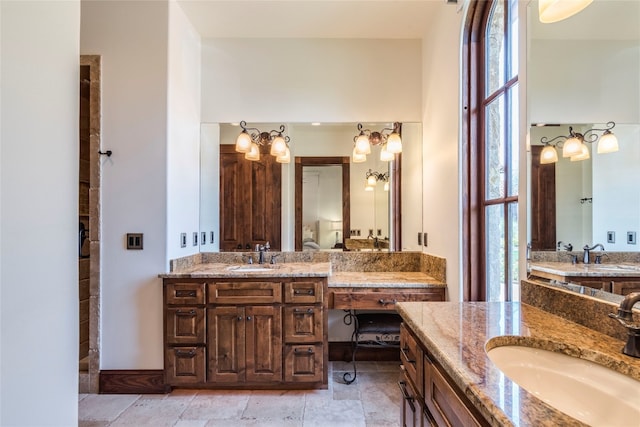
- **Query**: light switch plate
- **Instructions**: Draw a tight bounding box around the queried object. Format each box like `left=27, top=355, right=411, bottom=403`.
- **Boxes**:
left=201, top=232, right=207, bottom=245
left=627, top=231, right=637, bottom=245
left=607, top=231, right=615, bottom=244
left=210, top=231, right=215, bottom=244
left=192, top=232, right=198, bottom=246
left=180, top=233, right=187, bottom=248
left=126, top=233, right=143, bottom=250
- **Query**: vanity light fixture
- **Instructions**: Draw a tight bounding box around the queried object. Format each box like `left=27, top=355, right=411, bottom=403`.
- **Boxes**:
left=538, top=0, right=593, bottom=24
left=538, top=121, right=618, bottom=164
left=364, top=169, right=390, bottom=191
left=352, top=122, right=402, bottom=163
left=235, top=121, right=291, bottom=163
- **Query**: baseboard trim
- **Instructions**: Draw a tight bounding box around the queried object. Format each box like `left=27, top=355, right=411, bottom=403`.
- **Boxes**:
left=99, top=370, right=169, bottom=394
left=328, top=342, right=400, bottom=362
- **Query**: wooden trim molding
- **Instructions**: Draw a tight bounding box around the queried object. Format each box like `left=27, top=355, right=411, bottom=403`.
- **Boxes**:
left=99, top=370, right=169, bottom=394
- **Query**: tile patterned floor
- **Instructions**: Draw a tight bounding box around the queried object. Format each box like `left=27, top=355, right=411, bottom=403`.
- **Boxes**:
left=78, top=361, right=401, bottom=427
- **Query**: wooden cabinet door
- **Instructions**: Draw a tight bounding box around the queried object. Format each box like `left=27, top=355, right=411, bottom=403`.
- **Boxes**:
left=245, top=305, right=282, bottom=383
left=284, top=306, right=323, bottom=343
left=166, top=307, right=205, bottom=344
left=208, top=306, right=245, bottom=383
left=165, top=346, right=205, bottom=385
left=220, top=145, right=282, bottom=251
left=284, top=344, right=323, bottom=383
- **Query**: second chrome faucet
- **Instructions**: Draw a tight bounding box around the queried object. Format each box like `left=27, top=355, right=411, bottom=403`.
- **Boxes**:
left=582, top=243, right=605, bottom=264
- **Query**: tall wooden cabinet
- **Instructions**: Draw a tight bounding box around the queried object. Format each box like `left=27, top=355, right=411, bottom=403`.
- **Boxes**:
left=163, top=277, right=327, bottom=389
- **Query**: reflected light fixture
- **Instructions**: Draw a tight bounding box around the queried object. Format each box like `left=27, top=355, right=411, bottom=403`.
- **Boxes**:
left=235, top=121, right=291, bottom=163
left=538, top=121, right=618, bottom=164
left=538, top=0, right=593, bottom=24
left=364, top=169, right=389, bottom=192
left=352, top=122, right=402, bottom=163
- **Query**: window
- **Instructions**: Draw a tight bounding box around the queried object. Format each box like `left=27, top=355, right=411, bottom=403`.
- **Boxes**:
left=463, top=0, right=519, bottom=302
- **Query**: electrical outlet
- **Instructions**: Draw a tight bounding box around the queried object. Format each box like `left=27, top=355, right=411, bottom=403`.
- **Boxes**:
left=193, top=232, right=198, bottom=246
left=201, top=232, right=207, bottom=245
left=607, top=231, right=615, bottom=244
left=180, top=233, right=187, bottom=248
left=627, top=231, right=637, bottom=245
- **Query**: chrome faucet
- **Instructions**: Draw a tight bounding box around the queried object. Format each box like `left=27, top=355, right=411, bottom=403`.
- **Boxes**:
left=609, top=292, right=640, bottom=358
left=582, top=243, right=604, bottom=264
left=256, top=241, right=270, bottom=264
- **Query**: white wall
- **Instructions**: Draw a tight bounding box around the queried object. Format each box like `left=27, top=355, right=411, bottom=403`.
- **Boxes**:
left=529, top=39, right=640, bottom=124
left=401, top=122, right=423, bottom=251
left=81, top=0, right=169, bottom=369
left=1, top=1, right=80, bottom=425
left=201, top=38, right=422, bottom=123
left=421, top=5, right=463, bottom=302
left=167, top=1, right=201, bottom=260
left=199, top=123, right=220, bottom=251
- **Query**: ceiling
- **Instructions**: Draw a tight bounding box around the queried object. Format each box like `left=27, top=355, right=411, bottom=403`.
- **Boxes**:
left=176, top=0, right=448, bottom=39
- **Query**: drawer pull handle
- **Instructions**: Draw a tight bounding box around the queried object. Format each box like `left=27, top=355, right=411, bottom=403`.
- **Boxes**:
left=378, top=298, right=397, bottom=306
left=294, top=347, right=314, bottom=354
left=293, top=308, right=314, bottom=314
left=176, top=309, right=196, bottom=316
left=294, top=289, right=314, bottom=295
left=175, top=290, right=197, bottom=298
left=401, top=347, right=415, bottom=364
left=175, top=349, right=196, bottom=357
left=398, top=381, right=416, bottom=412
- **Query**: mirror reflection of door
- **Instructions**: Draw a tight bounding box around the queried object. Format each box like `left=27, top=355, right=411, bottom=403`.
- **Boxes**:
left=530, top=145, right=556, bottom=250
left=219, top=144, right=282, bottom=251
left=295, top=157, right=350, bottom=251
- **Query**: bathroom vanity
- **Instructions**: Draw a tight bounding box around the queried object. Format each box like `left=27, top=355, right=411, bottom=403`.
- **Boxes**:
left=396, top=299, right=640, bottom=426
left=162, top=263, right=330, bottom=389
left=529, top=261, right=640, bottom=295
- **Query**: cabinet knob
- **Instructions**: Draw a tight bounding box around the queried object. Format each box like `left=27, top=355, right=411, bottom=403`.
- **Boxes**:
left=246, top=316, right=252, bottom=321
left=237, top=316, right=243, bottom=321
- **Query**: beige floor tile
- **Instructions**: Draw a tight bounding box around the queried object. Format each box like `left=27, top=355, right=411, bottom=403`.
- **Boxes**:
left=242, top=390, right=306, bottom=420
left=205, top=420, right=300, bottom=427
left=108, top=396, right=189, bottom=426
left=174, top=420, right=208, bottom=427
left=78, top=394, right=140, bottom=421
left=303, top=397, right=366, bottom=426
left=78, top=421, right=110, bottom=427
left=181, top=390, right=250, bottom=420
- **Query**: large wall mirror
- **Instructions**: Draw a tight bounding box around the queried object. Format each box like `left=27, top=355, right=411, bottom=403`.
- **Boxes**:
left=199, top=122, right=423, bottom=252
left=527, top=0, right=640, bottom=253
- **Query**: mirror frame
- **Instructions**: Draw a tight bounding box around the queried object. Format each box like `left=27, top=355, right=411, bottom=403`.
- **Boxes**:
left=294, top=156, right=350, bottom=251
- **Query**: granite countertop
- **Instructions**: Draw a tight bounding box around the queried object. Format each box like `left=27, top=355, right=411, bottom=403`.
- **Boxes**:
left=530, top=261, right=640, bottom=278
left=328, top=271, right=445, bottom=288
left=159, top=262, right=331, bottom=278
left=396, top=301, right=640, bottom=427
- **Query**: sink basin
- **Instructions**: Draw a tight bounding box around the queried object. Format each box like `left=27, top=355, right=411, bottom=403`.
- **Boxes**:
left=487, top=345, right=640, bottom=426
left=226, top=265, right=278, bottom=272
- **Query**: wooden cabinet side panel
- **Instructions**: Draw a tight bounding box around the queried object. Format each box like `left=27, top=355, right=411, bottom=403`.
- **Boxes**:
left=245, top=305, right=283, bottom=383
left=208, top=306, right=245, bottom=383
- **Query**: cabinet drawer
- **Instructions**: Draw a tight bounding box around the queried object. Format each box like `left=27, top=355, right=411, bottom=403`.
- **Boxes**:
left=399, top=369, right=421, bottom=427
left=284, top=281, right=323, bottom=303
left=165, top=346, right=205, bottom=385
left=284, top=344, right=323, bottom=383
left=331, top=288, right=444, bottom=310
left=165, top=282, right=205, bottom=305
left=208, top=282, right=282, bottom=304
left=611, top=281, right=640, bottom=296
left=166, top=307, right=205, bottom=344
left=284, top=306, right=323, bottom=343
left=400, top=323, right=422, bottom=392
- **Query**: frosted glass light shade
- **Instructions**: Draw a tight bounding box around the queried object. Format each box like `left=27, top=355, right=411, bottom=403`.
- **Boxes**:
left=365, top=183, right=374, bottom=192
left=570, top=144, right=590, bottom=162
left=245, top=143, right=260, bottom=161
left=352, top=147, right=367, bottom=163
left=597, top=131, right=619, bottom=154
left=386, top=133, right=402, bottom=153
left=384, top=181, right=389, bottom=192
left=380, top=145, right=394, bottom=162
left=562, top=137, right=583, bottom=157
left=355, top=134, right=371, bottom=155
left=276, top=146, right=290, bottom=163
left=235, top=131, right=253, bottom=153
left=367, top=175, right=377, bottom=186
left=540, top=145, right=559, bottom=164
left=270, top=135, right=287, bottom=156
left=538, top=0, right=593, bottom=23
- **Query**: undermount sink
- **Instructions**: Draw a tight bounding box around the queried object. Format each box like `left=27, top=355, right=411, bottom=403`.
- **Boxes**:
left=226, top=264, right=279, bottom=272
left=486, top=345, right=640, bottom=426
